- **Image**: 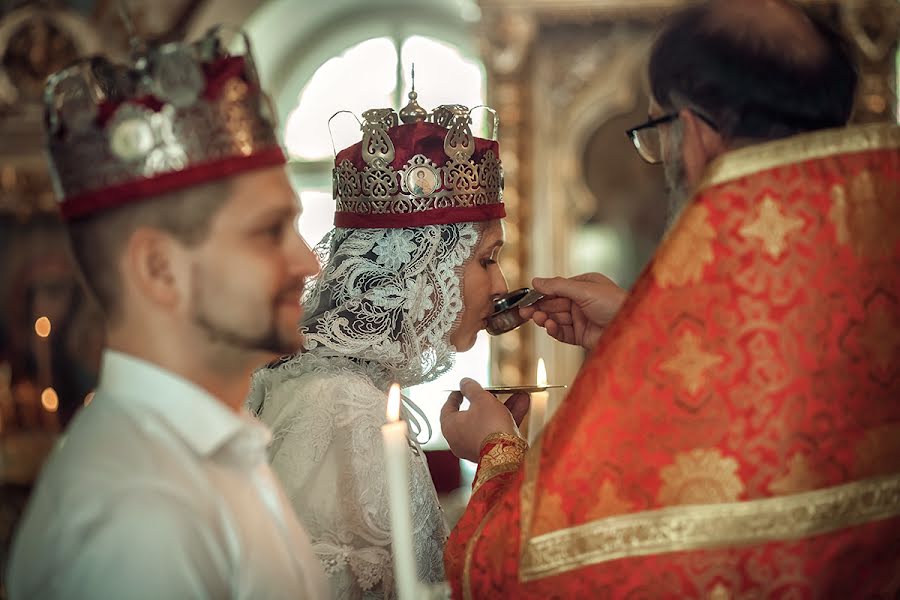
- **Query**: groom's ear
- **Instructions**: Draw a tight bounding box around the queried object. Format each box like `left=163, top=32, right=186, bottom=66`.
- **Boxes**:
left=123, top=227, right=187, bottom=315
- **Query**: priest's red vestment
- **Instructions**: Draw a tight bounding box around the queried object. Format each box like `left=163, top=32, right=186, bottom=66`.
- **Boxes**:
left=446, top=124, right=900, bottom=599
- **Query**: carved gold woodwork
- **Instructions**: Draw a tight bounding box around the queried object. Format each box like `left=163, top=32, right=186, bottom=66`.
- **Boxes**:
left=0, top=1, right=201, bottom=216
left=839, top=0, right=900, bottom=122
left=478, top=1, right=685, bottom=397
left=0, top=6, right=106, bottom=216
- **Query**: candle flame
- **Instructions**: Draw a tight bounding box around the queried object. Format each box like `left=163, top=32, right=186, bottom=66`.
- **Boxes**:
left=41, top=387, right=59, bottom=412
left=387, top=383, right=401, bottom=422
left=34, top=316, right=51, bottom=338
left=536, top=358, right=548, bottom=387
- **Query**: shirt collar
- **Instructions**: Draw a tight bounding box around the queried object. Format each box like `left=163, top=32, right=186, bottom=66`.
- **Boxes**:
left=97, top=350, right=271, bottom=457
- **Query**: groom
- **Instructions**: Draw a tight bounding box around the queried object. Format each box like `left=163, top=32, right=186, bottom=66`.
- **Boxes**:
left=6, top=27, right=326, bottom=599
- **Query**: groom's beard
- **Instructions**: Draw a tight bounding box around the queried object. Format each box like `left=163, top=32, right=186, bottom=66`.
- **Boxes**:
left=190, top=268, right=304, bottom=357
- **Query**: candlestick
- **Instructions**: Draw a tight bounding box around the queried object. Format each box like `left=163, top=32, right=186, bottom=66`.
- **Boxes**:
left=381, top=383, right=417, bottom=600
left=528, top=358, right=549, bottom=445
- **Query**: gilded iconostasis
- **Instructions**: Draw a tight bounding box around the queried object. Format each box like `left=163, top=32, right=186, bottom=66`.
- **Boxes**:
left=0, top=0, right=897, bottom=591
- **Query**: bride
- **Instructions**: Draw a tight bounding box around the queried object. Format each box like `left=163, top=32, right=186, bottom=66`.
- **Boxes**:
left=248, top=100, right=508, bottom=598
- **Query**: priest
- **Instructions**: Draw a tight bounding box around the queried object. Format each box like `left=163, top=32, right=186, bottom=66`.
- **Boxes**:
left=441, top=1, right=900, bottom=597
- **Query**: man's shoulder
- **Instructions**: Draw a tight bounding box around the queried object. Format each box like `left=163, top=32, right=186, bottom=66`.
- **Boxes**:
left=16, top=480, right=215, bottom=543
left=7, top=484, right=230, bottom=599
left=37, top=397, right=184, bottom=481
left=25, top=399, right=223, bottom=527
left=8, top=403, right=232, bottom=596
left=19, top=424, right=223, bottom=539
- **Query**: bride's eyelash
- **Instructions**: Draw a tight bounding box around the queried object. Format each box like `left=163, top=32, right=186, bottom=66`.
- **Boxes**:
left=481, top=258, right=497, bottom=268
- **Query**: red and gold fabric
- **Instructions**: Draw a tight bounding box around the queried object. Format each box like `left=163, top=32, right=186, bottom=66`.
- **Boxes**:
left=445, top=123, right=900, bottom=599
left=471, top=433, right=529, bottom=496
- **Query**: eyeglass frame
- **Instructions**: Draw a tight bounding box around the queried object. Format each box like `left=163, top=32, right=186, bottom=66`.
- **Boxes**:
left=626, top=110, right=719, bottom=164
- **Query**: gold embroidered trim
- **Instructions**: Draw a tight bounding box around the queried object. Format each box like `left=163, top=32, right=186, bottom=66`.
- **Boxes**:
left=520, top=472, right=900, bottom=582
left=698, top=124, right=900, bottom=192
left=472, top=434, right=529, bottom=495
left=463, top=504, right=500, bottom=600
left=480, top=432, right=527, bottom=450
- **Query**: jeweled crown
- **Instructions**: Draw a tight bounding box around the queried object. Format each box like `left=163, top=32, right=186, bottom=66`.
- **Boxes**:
left=44, top=25, right=284, bottom=220
left=331, top=86, right=505, bottom=229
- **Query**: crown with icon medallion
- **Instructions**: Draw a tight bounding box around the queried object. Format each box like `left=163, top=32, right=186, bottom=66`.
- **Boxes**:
left=44, top=24, right=284, bottom=221
left=331, top=75, right=505, bottom=229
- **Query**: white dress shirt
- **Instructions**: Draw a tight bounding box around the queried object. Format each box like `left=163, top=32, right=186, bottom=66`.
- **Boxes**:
left=6, top=350, right=328, bottom=599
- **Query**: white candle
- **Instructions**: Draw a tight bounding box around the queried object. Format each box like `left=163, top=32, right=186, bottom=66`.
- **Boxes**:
left=528, top=358, right=549, bottom=445
left=382, top=383, right=417, bottom=600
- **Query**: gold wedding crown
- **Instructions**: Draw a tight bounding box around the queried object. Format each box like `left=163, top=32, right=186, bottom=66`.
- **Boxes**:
left=330, top=82, right=505, bottom=228
left=44, top=24, right=284, bottom=220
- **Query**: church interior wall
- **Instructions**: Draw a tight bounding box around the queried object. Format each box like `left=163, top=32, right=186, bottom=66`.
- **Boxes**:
left=0, top=0, right=896, bottom=589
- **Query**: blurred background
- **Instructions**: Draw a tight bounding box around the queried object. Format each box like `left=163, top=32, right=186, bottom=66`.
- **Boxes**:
left=0, top=0, right=897, bottom=590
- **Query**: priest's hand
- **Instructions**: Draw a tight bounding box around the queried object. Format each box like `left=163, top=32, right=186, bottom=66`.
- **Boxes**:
left=441, top=378, right=529, bottom=462
left=519, top=272, right=627, bottom=352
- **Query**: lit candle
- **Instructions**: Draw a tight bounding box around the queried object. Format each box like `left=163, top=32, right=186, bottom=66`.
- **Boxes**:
left=382, top=383, right=417, bottom=600
left=528, top=358, right=549, bottom=445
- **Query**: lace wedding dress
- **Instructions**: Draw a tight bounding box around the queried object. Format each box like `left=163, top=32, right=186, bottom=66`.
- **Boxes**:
left=249, top=223, right=481, bottom=599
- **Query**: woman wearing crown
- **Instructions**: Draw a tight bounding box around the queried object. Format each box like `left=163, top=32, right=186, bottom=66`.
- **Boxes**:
left=247, top=92, right=518, bottom=598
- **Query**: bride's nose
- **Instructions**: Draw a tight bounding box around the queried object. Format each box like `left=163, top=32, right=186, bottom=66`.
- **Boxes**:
left=491, top=266, right=509, bottom=297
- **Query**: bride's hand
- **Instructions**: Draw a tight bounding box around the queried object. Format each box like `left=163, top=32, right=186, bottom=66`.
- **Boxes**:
left=440, top=378, right=529, bottom=462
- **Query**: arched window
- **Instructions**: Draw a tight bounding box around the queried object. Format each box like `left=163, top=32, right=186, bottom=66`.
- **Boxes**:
left=285, top=34, right=485, bottom=246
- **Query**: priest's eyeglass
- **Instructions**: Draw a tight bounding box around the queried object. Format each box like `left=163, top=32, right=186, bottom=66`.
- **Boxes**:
left=626, top=111, right=718, bottom=164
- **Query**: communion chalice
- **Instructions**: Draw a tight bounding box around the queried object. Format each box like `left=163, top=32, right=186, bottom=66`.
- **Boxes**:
left=486, top=287, right=545, bottom=336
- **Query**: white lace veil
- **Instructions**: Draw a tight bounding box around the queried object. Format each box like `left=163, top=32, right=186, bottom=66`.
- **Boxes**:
left=247, top=103, right=501, bottom=425
left=246, top=224, right=474, bottom=588
left=299, top=222, right=481, bottom=388
left=248, top=221, right=483, bottom=418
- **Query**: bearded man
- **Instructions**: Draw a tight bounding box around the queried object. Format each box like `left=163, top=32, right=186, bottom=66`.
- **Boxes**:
left=7, top=28, right=327, bottom=599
